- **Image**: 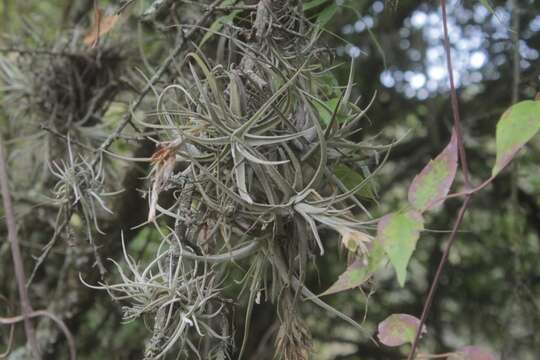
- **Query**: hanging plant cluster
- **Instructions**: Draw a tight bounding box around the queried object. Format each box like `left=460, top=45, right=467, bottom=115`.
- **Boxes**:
left=84, top=1, right=383, bottom=359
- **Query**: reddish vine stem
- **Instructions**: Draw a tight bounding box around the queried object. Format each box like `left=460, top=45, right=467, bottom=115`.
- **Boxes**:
left=0, top=136, right=41, bottom=359
left=407, top=196, right=471, bottom=359
left=440, top=0, right=470, bottom=185
left=408, top=0, right=474, bottom=358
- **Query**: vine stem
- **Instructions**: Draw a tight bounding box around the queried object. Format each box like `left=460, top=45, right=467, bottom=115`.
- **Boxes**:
left=407, top=196, right=470, bottom=359
left=407, top=0, right=473, bottom=358
left=0, top=136, right=41, bottom=359
left=440, top=0, right=470, bottom=185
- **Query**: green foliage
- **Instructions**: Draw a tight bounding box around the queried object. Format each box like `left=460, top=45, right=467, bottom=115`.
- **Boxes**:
left=377, top=210, right=424, bottom=286
left=334, top=164, right=374, bottom=199
left=408, top=130, right=458, bottom=212
left=377, top=314, right=423, bottom=347
left=320, top=240, right=384, bottom=295
left=313, top=96, right=345, bottom=125
left=492, top=100, right=540, bottom=176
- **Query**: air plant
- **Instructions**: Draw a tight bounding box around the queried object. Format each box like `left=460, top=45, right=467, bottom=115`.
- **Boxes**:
left=0, top=37, right=128, bottom=193
left=48, top=139, right=121, bottom=275
left=0, top=42, right=126, bottom=132
left=81, top=234, right=230, bottom=360
left=101, top=1, right=386, bottom=358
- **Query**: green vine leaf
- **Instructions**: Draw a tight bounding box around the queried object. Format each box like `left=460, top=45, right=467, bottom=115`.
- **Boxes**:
left=377, top=314, right=426, bottom=347
left=377, top=211, right=424, bottom=287
left=492, top=100, right=540, bottom=176
left=408, top=129, right=458, bottom=212
left=320, top=240, right=385, bottom=296
left=448, top=346, right=496, bottom=360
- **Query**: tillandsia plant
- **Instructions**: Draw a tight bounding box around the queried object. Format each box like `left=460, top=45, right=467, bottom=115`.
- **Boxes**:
left=0, top=18, right=134, bottom=358
left=0, top=37, right=127, bottom=143
left=90, top=1, right=387, bottom=359
left=0, top=35, right=129, bottom=276
left=1, top=0, right=537, bottom=359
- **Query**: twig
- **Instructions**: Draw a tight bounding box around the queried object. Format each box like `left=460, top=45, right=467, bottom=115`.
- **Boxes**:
left=407, top=0, right=474, bottom=358
left=0, top=310, right=76, bottom=360
left=0, top=295, right=15, bottom=358
left=0, top=47, right=78, bottom=57
left=40, top=125, right=96, bottom=152
left=180, top=0, right=257, bottom=11
left=0, top=136, right=41, bottom=359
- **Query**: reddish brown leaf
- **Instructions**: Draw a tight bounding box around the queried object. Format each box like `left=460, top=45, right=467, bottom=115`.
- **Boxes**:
left=377, top=313, right=426, bottom=347
left=408, top=128, right=458, bottom=212
left=83, top=7, right=121, bottom=47
left=320, top=240, right=385, bottom=296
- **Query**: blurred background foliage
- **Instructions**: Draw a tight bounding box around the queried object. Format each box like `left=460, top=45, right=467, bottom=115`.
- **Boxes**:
left=0, top=0, right=539, bottom=359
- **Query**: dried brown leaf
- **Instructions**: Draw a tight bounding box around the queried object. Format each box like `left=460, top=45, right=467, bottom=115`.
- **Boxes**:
left=83, top=7, right=121, bottom=47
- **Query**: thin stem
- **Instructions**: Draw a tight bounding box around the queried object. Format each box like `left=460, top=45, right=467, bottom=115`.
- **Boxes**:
left=407, top=196, right=471, bottom=360
left=511, top=0, right=520, bottom=105
left=0, top=136, right=41, bottom=359
left=180, top=0, right=257, bottom=11
left=440, top=0, right=470, bottom=188
left=438, top=175, right=494, bottom=202
left=408, top=0, right=475, bottom=357
left=509, top=0, right=521, bottom=213
left=0, top=48, right=78, bottom=56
